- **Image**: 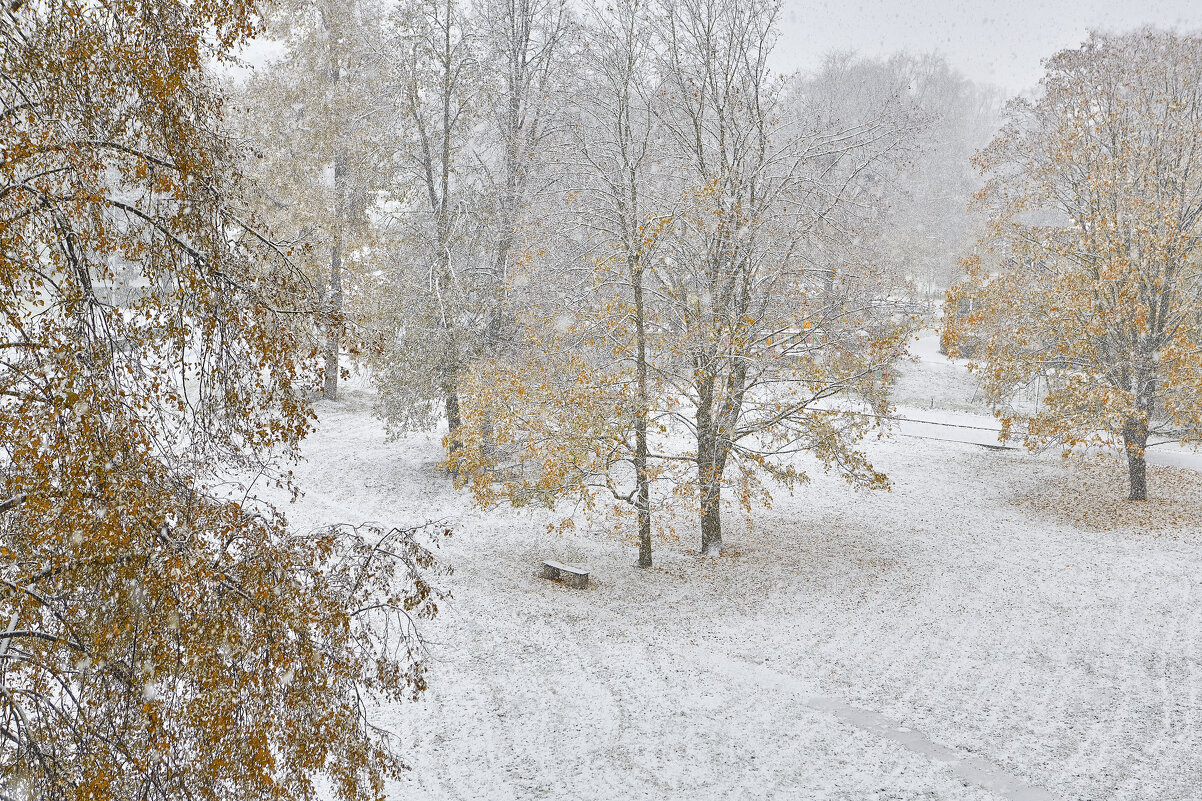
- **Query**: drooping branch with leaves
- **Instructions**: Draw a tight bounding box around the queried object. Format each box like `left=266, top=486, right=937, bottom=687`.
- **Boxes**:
left=0, top=2, right=446, bottom=799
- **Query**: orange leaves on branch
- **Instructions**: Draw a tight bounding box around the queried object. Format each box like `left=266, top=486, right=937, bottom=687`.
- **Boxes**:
left=1, top=2, right=442, bottom=800
left=948, top=29, right=1202, bottom=499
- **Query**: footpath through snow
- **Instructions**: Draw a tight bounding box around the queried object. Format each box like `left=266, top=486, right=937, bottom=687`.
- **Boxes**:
left=279, top=335, right=1201, bottom=801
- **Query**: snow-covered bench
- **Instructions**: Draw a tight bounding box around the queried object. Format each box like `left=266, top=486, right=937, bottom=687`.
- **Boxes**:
left=541, top=560, right=589, bottom=589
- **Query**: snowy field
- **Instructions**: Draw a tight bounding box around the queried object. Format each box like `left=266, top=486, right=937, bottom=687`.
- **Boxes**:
left=281, top=334, right=1202, bottom=801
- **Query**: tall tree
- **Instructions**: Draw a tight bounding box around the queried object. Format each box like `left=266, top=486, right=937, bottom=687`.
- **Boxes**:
left=371, top=0, right=481, bottom=452
left=946, top=29, right=1202, bottom=501
left=371, top=0, right=571, bottom=461
left=560, top=0, right=666, bottom=566
left=476, top=0, right=571, bottom=351
left=0, top=3, right=444, bottom=799
left=653, top=0, right=916, bottom=554
left=238, top=0, right=393, bottom=401
left=453, top=0, right=670, bottom=566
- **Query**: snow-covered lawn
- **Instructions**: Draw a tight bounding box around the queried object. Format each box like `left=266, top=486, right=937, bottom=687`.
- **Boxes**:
left=282, top=336, right=1202, bottom=801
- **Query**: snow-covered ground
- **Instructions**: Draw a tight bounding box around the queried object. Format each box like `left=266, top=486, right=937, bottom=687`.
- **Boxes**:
left=281, top=334, right=1202, bottom=801
left=889, top=332, right=1202, bottom=473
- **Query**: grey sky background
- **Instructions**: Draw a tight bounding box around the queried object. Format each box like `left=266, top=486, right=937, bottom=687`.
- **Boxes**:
left=228, top=2, right=1202, bottom=96
left=773, top=0, right=1202, bottom=95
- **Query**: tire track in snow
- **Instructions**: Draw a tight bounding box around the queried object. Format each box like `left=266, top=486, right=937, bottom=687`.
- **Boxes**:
left=702, top=651, right=1056, bottom=801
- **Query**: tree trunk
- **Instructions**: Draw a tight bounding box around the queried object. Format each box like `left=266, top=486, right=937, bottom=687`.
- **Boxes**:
left=635, top=419, right=652, bottom=567
left=323, top=153, right=346, bottom=400
left=323, top=234, right=342, bottom=400
left=633, top=265, right=652, bottom=568
left=434, top=241, right=461, bottom=473
left=445, top=383, right=462, bottom=471
left=1123, top=416, right=1148, bottom=501
left=696, top=374, right=722, bottom=556
left=699, top=471, right=722, bottom=556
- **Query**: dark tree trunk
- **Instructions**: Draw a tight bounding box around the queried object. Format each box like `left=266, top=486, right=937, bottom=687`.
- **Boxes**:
left=433, top=239, right=460, bottom=473
left=633, top=265, right=652, bottom=568
left=635, top=421, right=652, bottom=568
left=323, top=233, right=342, bottom=400
left=699, top=472, right=722, bottom=556
left=1123, top=416, right=1148, bottom=501
left=445, top=385, right=462, bottom=450
left=444, top=385, right=463, bottom=477
left=1123, top=354, right=1157, bottom=502
left=696, top=374, right=723, bottom=556
left=324, top=154, right=346, bottom=400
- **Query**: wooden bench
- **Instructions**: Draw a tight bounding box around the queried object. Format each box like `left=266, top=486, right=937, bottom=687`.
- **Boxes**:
left=541, top=560, right=589, bottom=589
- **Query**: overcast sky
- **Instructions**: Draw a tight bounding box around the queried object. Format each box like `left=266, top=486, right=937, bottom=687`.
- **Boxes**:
left=773, top=0, right=1202, bottom=95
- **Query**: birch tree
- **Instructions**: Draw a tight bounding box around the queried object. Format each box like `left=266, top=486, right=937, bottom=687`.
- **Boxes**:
left=239, top=0, right=393, bottom=400
left=946, top=29, right=1202, bottom=501
left=453, top=0, right=670, bottom=566
left=370, top=0, right=484, bottom=453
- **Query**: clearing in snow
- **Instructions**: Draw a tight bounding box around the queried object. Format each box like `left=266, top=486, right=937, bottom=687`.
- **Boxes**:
left=278, top=335, right=1201, bottom=800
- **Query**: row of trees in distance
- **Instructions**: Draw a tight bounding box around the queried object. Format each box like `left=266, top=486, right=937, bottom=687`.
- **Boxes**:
left=240, top=0, right=1000, bottom=563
